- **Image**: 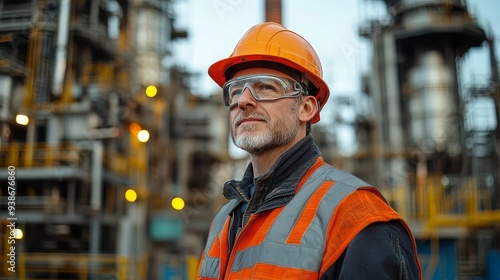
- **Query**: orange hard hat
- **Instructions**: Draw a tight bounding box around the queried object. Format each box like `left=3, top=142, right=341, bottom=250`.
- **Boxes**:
left=208, top=22, right=329, bottom=123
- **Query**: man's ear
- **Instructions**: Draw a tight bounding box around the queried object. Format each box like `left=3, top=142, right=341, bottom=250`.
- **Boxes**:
left=299, top=96, right=319, bottom=123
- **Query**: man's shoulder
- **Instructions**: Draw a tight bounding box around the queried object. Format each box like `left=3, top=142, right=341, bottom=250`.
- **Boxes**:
left=311, top=163, right=374, bottom=188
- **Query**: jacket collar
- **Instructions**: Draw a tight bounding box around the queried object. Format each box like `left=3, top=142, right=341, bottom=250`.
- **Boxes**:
left=223, top=134, right=321, bottom=206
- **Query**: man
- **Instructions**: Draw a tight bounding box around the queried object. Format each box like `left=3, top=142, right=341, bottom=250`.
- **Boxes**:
left=197, top=22, right=422, bottom=280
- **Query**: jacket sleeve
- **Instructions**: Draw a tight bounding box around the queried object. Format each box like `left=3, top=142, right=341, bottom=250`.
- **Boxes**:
left=320, top=220, right=421, bottom=280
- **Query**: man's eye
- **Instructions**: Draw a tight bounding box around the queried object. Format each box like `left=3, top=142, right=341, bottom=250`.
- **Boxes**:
left=230, top=89, right=242, bottom=97
left=259, top=84, right=278, bottom=92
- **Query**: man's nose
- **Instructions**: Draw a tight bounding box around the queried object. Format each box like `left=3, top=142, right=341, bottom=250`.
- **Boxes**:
left=236, top=86, right=258, bottom=109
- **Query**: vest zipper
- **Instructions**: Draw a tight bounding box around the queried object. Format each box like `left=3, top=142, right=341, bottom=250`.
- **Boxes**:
left=225, top=215, right=255, bottom=276
left=235, top=215, right=253, bottom=240
left=227, top=213, right=236, bottom=256
left=235, top=190, right=295, bottom=248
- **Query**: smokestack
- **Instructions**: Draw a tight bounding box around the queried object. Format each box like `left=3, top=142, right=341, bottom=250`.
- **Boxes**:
left=265, top=0, right=282, bottom=24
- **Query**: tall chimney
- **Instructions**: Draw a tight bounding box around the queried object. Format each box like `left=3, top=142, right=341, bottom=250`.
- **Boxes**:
left=265, top=0, right=282, bottom=24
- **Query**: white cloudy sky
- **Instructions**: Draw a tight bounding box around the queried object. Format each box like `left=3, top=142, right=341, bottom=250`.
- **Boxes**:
left=172, top=0, right=500, bottom=97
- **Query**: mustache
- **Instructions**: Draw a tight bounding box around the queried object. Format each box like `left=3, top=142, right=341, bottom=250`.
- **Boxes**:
left=233, top=112, right=269, bottom=126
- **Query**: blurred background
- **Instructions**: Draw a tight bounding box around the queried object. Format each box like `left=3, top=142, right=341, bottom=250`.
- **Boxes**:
left=0, top=0, right=499, bottom=279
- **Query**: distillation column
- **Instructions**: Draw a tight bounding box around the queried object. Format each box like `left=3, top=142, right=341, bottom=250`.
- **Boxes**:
left=365, top=0, right=486, bottom=210
left=394, top=0, right=485, bottom=161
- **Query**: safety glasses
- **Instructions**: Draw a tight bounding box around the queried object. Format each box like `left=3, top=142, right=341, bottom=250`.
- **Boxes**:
left=222, top=74, right=305, bottom=109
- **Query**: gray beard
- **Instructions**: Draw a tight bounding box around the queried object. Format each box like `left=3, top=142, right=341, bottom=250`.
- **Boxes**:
left=232, top=109, right=300, bottom=154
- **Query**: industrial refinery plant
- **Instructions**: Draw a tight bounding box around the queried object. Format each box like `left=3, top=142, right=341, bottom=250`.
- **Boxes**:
left=327, top=0, right=500, bottom=279
left=0, top=0, right=499, bottom=279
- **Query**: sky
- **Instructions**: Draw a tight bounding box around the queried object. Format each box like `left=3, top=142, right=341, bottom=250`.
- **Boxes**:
left=172, top=0, right=500, bottom=97
left=172, top=0, right=365, bottom=96
left=171, top=0, right=500, bottom=156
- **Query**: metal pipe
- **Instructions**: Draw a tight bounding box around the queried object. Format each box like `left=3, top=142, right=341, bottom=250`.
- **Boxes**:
left=265, top=0, right=282, bottom=24
left=51, top=0, right=71, bottom=96
left=0, top=75, right=12, bottom=121
left=91, top=140, right=103, bottom=211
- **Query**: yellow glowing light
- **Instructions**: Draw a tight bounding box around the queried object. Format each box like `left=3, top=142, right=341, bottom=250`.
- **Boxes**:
left=145, top=85, right=158, bottom=97
left=171, top=197, right=185, bottom=210
left=129, top=122, right=141, bottom=135
left=16, top=114, right=29, bottom=125
left=125, top=189, right=137, bottom=202
left=14, top=228, right=23, bottom=240
left=137, top=129, right=150, bottom=142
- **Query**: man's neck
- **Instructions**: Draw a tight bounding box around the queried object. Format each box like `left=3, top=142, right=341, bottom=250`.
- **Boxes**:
left=249, top=140, right=299, bottom=177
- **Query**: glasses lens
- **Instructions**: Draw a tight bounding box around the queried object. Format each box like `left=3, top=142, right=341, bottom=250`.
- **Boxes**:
left=223, top=75, right=303, bottom=108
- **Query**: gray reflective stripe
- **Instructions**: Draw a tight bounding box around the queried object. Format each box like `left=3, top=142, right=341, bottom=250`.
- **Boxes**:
left=232, top=242, right=324, bottom=271
left=199, top=199, right=239, bottom=278
left=230, top=165, right=373, bottom=273
left=303, top=168, right=370, bottom=244
left=265, top=164, right=332, bottom=243
left=199, top=257, right=220, bottom=278
left=323, top=167, right=371, bottom=189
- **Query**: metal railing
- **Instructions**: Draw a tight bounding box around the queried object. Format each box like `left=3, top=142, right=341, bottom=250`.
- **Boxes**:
left=0, top=142, right=80, bottom=168
left=81, top=63, right=115, bottom=91
left=18, top=252, right=148, bottom=280
left=380, top=173, right=500, bottom=235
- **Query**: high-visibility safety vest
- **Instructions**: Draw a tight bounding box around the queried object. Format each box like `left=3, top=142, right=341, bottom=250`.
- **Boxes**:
left=197, top=160, right=420, bottom=279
